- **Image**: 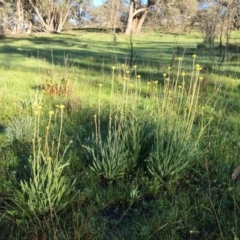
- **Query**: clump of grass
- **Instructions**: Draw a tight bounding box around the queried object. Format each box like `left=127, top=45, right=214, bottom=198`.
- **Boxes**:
left=230, top=55, right=240, bottom=62
left=43, top=74, right=72, bottom=95
left=2, top=105, right=76, bottom=239
left=5, top=116, right=34, bottom=143
left=84, top=55, right=210, bottom=188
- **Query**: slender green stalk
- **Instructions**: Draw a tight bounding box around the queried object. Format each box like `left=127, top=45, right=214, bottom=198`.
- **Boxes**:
left=109, top=67, right=116, bottom=136
left=56, top=104, right=65, bottom=161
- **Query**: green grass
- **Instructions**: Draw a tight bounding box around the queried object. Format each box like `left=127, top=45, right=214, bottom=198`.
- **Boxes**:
left=1, top=30, right=240, bottom=239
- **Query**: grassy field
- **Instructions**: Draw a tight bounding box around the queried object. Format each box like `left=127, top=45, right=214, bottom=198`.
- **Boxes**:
left=1, top=29, right=240, bottom=239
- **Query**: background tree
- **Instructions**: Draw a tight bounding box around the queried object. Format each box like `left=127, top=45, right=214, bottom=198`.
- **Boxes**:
left=125, top=0, right=158, bottom=34
left=124, top=0, right=200, bottom=35
left=152, top=0, right=199, bottom=33
left=26, top=0, right=91, bottom=33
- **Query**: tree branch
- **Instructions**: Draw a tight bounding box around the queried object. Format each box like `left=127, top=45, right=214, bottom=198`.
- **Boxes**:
left=132, top=7, right=148, bottom=18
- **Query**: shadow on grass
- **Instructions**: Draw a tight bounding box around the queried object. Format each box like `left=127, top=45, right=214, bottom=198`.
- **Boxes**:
left=1, top=32, right=240, bottom=82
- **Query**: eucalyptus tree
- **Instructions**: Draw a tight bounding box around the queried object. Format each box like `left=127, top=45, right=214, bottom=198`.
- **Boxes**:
left=125, top=0, right=158, bottom=34
left=0, top=0, right=30, bottom=34
left=26, top=0, right=91, bottom=33
left=124, top=0, right=200, bottom=34
left=196, top=0, right=240, bottom=44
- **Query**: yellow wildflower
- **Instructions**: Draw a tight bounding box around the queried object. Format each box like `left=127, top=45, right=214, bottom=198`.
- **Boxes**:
left=59, top=105, right=65, bottom=109
left=49, top=111, right=54, bottom=115
left=192, top=54, right=197, bottom=58
left=178, top=57, right=183, bottom=61
left=111, top=66, right=116, bottom=70
left=163, top=73, right=167, bottom=77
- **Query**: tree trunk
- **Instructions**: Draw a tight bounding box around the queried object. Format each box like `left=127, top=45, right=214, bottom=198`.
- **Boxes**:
left=125, top=0, right=154, bottom=35
left=16, top=0, right=23, bottom=33
left=125, top=1, right=135, bottom=35
left=28, top=0, right=72, bottom=33
left=134, top=9, right=148, bottom=34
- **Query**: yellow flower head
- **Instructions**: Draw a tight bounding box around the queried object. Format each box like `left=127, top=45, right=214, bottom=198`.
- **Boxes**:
left=163, top=73, right=167, bottom=77
left=168, top=67, right=171, bottom=70
left=178, top=57, right=183, bottom=61
left=111, top=66, right=116, bottom=70
left=37, top=106, right=42, bottom=110
left=154, top=80, right=158, bottom=84
left=182, top=72, right=186, bottom=76
left=99, top=83, right=103, bottom=87
left=192, top=54, right=197, bottom=58
left=195, top=64, right=200, bottom=68
left=147, top=81, right=151, bottom=85
left=94, top=114, right=97, bottom=118
left=168, top=90, right=172, bottom=94
left=126, top=71, right=130, bottom=74
left=134, top=65, right=137, bottom=68
left=34, top=111, right=39, bottom=115
left=47, top=157, right=51, bottom=161
left=169, top=97, right=172, bottom=100
left=49, top=111, right=54, bottom=115
left=55, top=105, right=60, bottom=108
left=59, top=105, right=65, bottom=109
left=199, top=77, right=203, bottom=81
left=123, top=77, right=128, bottom=81
left=178, top=85, right=182, bottom=89
left=166, top=78, right=170, bottom=81
left=202, top=106, right=205, bottom=110
left=137, top=75, right=141, bottom=78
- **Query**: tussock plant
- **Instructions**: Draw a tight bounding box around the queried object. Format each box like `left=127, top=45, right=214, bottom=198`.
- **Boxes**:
left=84, top=55, right=209, bottom=186
left=5, top=116, right=34, bottom=143
left=43, top=75, right=72, bottom=95
left=2, top=105, right=76, bottom=239
left=84, top=130, right=129, bottom=180
left=146, top=56, right=208, bottom=184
